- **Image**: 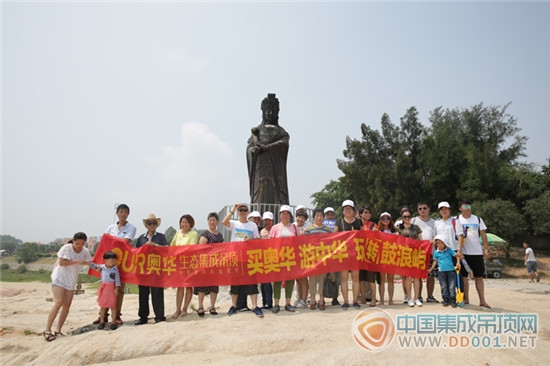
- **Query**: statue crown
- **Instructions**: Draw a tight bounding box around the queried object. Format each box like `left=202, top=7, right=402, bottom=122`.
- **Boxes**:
left=261, top=93, right=279, bottom=111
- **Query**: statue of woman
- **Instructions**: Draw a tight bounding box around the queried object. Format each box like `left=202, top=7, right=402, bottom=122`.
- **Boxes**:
left=246, top=94, right=290, bottom=205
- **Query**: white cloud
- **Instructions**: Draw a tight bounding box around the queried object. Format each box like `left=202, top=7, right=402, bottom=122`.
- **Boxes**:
left=162, top=47, right=209, bottom=72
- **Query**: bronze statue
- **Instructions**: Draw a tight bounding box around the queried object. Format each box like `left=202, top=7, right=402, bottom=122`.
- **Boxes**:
left=247, top=93, right=290, bottom=205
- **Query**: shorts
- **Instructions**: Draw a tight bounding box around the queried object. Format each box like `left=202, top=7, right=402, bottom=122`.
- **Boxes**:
left=359, top=270, right=367, bottom=281
left=366, top=271, right=380, bottom=284
left=460, top=255, right=485, bottom=278
left=526, top=261, right=538, bottom=273
left=428, top=256, right=439, bottom=278
left=230, top=284, right=259, bottom=296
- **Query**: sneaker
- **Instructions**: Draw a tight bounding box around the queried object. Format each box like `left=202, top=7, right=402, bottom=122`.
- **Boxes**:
left=262, top=304, right=273, bottom=310
left=252, top=307, right=264, bottom=318
left=228, top=306, right=237, bottom=316
left=451, top=303, right=457, bottom=308
left=341, top=303, right=350, bottom=310
left=272, top=305, right=280, bottom=313
left=97, top=323, right=105, bottom=330
left=415, top=298, right=423, bottom=307
left=403, top=295, right=408, bottom=304
left=295, top=300, right=307, bottom=309
left=284, top=304, right=295, bottom=312
left=332, top=298, right=340, bottom=306
left=418, top=296, right=423, bottom=303
left=109, top=323, right=118, bottom=330
left=238, top=307, right=250, bottom=312
left=426, top=296, right=439, bottom=303
left=442, top=301, right=450, bottom=307
left=408, top=299, right=415, bottom=307
left=352, top=302, right=360, bottom=308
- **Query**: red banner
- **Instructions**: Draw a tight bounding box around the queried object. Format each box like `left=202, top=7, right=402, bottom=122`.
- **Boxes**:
left=89, top=231, right=432, bottom=288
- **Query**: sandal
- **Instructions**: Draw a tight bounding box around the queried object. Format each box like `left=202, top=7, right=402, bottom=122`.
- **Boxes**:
left=209, top=308, right=218, bottom=315
left=319, top=302, right=326, bottom=311
left=53, top=331, right=66, bottom=337
left=272, top=305, right=280, bottom=313
left=97, top=323, right=105, bottom=330
left=115, top=316, right=123, bottom=325
left=43, top=331, right=56, bottom=342
left=309, top=302, right=316, bottom=310
left=110, top=323, right=118, bottom=330
left=198, top=308, right=205, bottom=317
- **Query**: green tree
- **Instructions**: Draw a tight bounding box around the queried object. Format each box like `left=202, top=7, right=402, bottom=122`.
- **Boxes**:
left=474, top=199, right=526, bottom=258
left=14, top=243, right=40, bottom=263
left=0, top=235, right=23, bottom=256
left=523, top=191, right=550, bottom=235
left=310, top=178, right=350, bottom=217
left=165, top=226, right=177, bottom=244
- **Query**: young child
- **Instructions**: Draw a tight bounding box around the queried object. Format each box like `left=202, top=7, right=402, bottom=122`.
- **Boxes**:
left=428, top=235, right=461, bottom=308
left=90, top=252, right=121, bottom=330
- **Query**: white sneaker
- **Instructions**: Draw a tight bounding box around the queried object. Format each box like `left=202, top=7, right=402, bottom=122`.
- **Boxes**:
left=295, top=300, right=307, bottom=309
left=408, top=299, right=415, bottom=307
left=415, top=298, right=423, bottom=307
left=403, top=295, right=408, bottom=304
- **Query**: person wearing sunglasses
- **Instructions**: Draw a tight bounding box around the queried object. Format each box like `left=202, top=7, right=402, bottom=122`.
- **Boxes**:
left=222, top=203, right=263, bottom=318
left=396, top=208, right=424, bottom=307
left=410, top=202, right=439, bottom=304
left=135, top=214, right=168, bottom=325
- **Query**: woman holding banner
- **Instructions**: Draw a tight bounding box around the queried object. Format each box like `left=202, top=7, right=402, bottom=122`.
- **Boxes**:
left=377, top=212, right=397, bottom=305
left=269, top=205, right=300, bottom=313
left=396, top=209, right=423, bottom=307
left=170, top=214, right=199, bottom=318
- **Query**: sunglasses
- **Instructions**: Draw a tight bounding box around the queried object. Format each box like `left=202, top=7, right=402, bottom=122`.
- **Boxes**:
left=381, top=217, right=390, bottom=221
left=418, top=207, right=428, bottom=211
left=238, top=208, right=249, bottom=212
left=461, top=204, right=472, bottom=209
left=402, top=215, right=412, bottom=219
left=146, top=221, right=158, bottom=226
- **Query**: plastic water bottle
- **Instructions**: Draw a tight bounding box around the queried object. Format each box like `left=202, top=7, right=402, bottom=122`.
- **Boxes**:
left=461, top=259, right=472, bottom=274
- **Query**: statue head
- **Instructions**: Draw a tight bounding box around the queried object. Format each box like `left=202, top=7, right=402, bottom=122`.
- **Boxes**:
left=261, top=93, right=279, bottom=125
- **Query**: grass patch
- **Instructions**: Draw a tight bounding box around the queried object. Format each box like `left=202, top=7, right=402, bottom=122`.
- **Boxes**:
left=0, top=267, right=102, bottom=284
left=23, top=329, right=33, bottom=335
left=502, top=258, right=525, bottom=268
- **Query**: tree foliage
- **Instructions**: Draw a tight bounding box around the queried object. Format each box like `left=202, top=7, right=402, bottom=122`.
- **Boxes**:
left=165, top=226, right=177, bottom=244
left=312, top=103, right=548, bottom=240
left=15, top=243, right=41, bottom=263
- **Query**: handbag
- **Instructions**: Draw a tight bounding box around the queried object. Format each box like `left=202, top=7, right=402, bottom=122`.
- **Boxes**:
left=323, top=273, right=339, bottom=298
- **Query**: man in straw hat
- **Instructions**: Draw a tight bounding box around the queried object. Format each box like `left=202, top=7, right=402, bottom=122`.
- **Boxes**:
left=134, top=214, right=169, bottom=324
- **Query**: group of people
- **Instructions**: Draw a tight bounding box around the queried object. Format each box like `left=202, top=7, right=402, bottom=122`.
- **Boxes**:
left=44, top=198, right=510, bottom=340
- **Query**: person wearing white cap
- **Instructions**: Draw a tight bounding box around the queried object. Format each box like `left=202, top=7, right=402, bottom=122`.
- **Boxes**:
left=293, top=206, right=311, bottom=308
left=222, top=203, right=263, bottom=318
left=247, top=211, right=262, bottom=229
left=259, top=211, right=274, bottom=309
left=269, top=205, right=300, bottom=313
left=433, top=201, right=464, bottom=252
left=428, top=235, right=461, bottom=307
left=334, top=200, right=363, bottom=309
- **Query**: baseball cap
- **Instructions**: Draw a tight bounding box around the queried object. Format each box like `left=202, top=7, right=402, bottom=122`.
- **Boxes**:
left=342, top=199, right=354, bottom=208
left=438, top=201, right=451, bottom=210
left=279, top=205, right=292, bottom=214
left=295, top=205, right=306, bottom=212
left=380, top=212, right=392, bottom=219
left=324, top=207, right=335, bottom=214
left=249, top=211, right=261, bottom=218
left=262, top=212, right=274, bottom=220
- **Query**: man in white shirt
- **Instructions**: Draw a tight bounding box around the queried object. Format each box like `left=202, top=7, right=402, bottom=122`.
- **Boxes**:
left=411, top=201, right=438, bottom=303
left=222, top=203, right=263, bottom=318
left=457, top=199, right=491, bottom=308
left=96, top=203, right=136, bottom=325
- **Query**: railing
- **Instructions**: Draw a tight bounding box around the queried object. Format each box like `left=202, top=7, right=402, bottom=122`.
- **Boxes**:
left=217, top=203, right=313, bottom=242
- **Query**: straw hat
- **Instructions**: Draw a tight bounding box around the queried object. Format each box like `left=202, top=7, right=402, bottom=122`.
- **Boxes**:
left=142, top=213, right=161, bottom=228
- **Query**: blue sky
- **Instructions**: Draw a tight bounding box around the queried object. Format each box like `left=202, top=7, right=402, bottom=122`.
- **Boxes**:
left=2, top=2, right=549, bottom=242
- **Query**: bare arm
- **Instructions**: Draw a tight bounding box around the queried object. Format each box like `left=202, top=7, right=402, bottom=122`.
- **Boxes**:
left=59, top=258, right=89, bottom=266
left=222, top=203, right=239, bottom=229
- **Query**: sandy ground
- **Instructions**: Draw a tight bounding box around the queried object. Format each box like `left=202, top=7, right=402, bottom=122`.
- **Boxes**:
left=1, top=276, right=549, bottom=366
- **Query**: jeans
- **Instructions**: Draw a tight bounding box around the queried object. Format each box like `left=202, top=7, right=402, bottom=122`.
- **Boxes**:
left=261, top=283, right=273, bottom=307
left=438, top=270, right=457, bottom=303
